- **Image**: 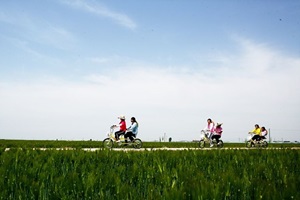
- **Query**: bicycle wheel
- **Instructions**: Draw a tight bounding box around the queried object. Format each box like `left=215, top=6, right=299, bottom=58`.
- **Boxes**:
left=103, top=138, right=113, bottom=149
left=262, top=141, right=268, bottom=148
left=199, top=140, right=205, bottom=148
left=217, top=140, right=224, bottom=148
left=133, top=138, right=142, bottom=149
left=246, top=141, right=253, bottom=148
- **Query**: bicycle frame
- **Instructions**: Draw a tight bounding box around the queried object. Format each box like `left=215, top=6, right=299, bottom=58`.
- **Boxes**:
left=200, top=130, right=212, bottom=142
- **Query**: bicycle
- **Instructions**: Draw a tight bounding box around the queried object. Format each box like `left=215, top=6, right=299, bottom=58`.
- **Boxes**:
left=199, top=130, right=224, bottom=148
left=246, top=132, right=268, bottom=148
left=103, top=126, right=142, bottom=149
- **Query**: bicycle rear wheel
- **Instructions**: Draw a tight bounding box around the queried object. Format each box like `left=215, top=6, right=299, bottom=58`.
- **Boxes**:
left=262, top=141, right=268, bottom=148
left=133, top=138, right=142, bottom=149
left=217, top=140, right=224, bottom=148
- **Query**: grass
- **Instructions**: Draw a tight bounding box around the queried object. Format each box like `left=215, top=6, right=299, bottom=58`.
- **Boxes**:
left=0, top=148, right=299, bottom=199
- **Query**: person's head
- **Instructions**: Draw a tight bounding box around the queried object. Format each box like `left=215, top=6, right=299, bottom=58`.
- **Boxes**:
left=131, top=117, right=136, bottom=123
left=118, top=115, right=125, bottom=121
left=254, top=124, right=260, bottom=129
left=217, top=123, right=222, bottom=127
left=261, top=127, right=266, bottom=131
left=207, top=118, right=212, bottom=123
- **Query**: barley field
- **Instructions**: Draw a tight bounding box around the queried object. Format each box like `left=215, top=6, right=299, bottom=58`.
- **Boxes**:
left=0, top=147, right=299, bottom=199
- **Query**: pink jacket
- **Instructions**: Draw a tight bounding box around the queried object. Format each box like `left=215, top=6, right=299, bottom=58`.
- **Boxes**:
left=214, top=127, right=223, bottom=136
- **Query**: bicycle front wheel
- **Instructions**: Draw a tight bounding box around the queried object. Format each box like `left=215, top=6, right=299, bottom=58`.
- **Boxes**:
left=246, top=141, right=253, bottom=148
left=199, top=140, right=205, bottom=148
left=103, top=138, right=113, bottom=149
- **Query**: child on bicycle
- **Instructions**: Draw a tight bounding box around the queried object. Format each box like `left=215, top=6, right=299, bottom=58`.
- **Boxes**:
left=114, top=115, right=127, bottom=142
left=210, top=123, right=223, bottom=147
left=260, top=126, right=268, bottom=140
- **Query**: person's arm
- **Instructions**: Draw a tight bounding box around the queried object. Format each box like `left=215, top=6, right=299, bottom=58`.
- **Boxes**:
left=249, top=129, right=255, bottom=133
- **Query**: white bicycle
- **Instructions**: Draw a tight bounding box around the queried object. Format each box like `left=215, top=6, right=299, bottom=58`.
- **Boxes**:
left=199, top=130, right=224, bottom=148
left=246, top=133, right=268, bottom=148
left=103, top=126, right=142, bottom=149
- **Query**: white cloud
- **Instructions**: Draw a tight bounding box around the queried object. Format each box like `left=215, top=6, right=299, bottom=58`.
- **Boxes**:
left=0, top=9, right=76, bottom=51
left=1, top=38, right=299, bottom=142
left=62, top=0, right=137, bottom=30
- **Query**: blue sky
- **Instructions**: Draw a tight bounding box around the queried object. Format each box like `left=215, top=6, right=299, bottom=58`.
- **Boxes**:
left=0, top=0, right=300, bottom=142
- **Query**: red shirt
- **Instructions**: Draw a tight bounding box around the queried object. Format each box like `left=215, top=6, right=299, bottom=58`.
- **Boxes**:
left=119, top=120, right=126, bottom=131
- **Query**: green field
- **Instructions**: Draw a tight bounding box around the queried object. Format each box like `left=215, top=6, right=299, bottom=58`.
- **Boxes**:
left=0, top=147, right=299, bottom=199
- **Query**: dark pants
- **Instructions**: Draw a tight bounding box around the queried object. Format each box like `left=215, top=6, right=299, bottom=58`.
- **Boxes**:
left=211, top=135, right=221, bottom=143
left=115, top=130, right=125, bottom=140
left=252, top=135, right=260, bottom=141
left=124, top=131, right=136, bottom=142
left=260, top=136, right=266, bottom=140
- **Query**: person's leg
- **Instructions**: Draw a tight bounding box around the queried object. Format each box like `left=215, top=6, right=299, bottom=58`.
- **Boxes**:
left=115, top=130, right=125, bottom=141
left=252, top=135, right=259, bottom=142
left=115, top=130, right=121, bottom=140
left=124, top=131, right=132, bottom=143
left=119, top=131, right=125, bottom=141
left=125, top=131, right=135, bottom=142
left=215, top=135, right=220, bottom=143
left=210, top=135, right=217, bottom=146
left=129, top=132, right=135, bottom=141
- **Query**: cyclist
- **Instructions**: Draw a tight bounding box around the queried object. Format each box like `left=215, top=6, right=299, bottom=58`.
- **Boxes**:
left=260, top=126, right=268, bottom=140
left=211, top=123, right=223, bottom=147
left=249, top=124, right=261, bottom=142
left=203, top=118, right=215, bottom=139
left=114, top=115, right=127, bottom=142
left=125, top=117, right=139, bottom=143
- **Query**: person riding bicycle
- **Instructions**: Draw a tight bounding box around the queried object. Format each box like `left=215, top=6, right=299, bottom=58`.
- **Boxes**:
left=114, top=115, right=127, bottom=142
left=260, top=126, right=268, bottom=140
left=125, top=117, right=139, bottom=143
left=210, top=123, right=223, bottom=147
left=202, top=118, right=215, bottom=139
left=249, top=124, right=261, bottom=142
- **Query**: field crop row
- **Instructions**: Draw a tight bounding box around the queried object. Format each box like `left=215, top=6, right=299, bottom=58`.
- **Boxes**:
left=0, top=149, right=299, bottom=199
